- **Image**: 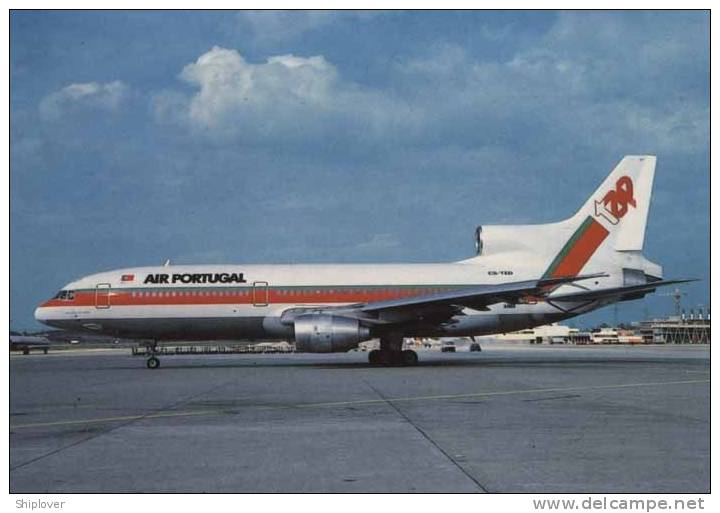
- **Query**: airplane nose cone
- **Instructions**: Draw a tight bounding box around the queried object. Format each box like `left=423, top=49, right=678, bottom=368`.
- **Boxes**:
left=35, top=304, right=66, bottom=329
left=34, top=306, right=50, bottom=325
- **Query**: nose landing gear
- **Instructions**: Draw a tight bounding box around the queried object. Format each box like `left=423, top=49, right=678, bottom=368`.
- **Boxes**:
left=144, top=340, right=160, bottom=369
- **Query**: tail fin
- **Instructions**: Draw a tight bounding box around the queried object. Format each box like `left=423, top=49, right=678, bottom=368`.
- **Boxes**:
left=538, top=155, right=656, bottom=280
left=459, top=155, right=657, bottom=279
left=571, top=155, right=656, bottom=251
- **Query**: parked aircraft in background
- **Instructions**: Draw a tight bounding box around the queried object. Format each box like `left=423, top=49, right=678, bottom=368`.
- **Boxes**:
left=35, top=156, right=689, bottom=368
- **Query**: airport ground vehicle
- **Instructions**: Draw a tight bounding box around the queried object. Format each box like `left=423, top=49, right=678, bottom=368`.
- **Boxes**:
left=35, top=156, right=689, bottom=368
left=10, top=335, right=50, bottom=354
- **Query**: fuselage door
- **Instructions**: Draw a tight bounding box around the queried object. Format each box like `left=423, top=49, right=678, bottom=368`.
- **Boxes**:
left=253, top=281, right=269, bottom=307
left=95, top=283, right=111, bottom=309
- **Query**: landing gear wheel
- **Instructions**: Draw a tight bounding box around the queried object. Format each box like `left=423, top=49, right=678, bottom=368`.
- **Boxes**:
left=384, top=351, right=408, bottom=365
left=401, top=350, right=418, bottom=366
left=146, top=356, right=160, bottom=369
left=368, top=350, right=381, bottom=365
left=383, top=351, right=398, bottom=365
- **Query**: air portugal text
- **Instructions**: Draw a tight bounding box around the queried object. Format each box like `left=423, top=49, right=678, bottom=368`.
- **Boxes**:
left=143, top=273, right=248, bottom=285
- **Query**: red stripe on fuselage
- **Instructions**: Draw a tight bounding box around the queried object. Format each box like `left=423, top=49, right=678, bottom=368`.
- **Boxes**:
left=40, top=287, right=456, bottom=308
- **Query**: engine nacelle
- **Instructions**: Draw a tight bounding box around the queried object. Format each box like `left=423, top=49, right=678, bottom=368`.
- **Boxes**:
left=293, top=314, right=371, bottom=353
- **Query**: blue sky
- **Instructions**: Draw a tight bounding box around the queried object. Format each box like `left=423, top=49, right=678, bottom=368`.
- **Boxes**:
left=10, top=10, right=709, bottom=330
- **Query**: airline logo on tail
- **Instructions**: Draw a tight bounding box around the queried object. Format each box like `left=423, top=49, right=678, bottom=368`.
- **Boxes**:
left=594, top=176, right=636, bottom=225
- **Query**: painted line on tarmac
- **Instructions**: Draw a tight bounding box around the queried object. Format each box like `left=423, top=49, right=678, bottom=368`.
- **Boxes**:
left=288, top=379, right=709, bottom=408
left=10, top=409, right=218, bottom=429
left=10, top=379, right=708, bottom=430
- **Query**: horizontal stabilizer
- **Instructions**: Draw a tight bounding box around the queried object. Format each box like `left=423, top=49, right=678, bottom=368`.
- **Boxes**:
left=547, top=279, right=696, bottom=303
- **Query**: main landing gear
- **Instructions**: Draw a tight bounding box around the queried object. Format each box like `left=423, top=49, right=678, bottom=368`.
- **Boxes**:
left=145, top=340, right=160, bottom=369
left=368, top=334, right=418, bottom=366
left=368, top=349, right=418, bottom=366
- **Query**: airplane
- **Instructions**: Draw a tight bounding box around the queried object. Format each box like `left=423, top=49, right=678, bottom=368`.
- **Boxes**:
left=34, top=155, right=690, bottom=369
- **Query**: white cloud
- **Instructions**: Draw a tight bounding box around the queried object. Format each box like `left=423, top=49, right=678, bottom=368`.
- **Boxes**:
left=180, top=48, right=336, bottom=127
left=39, top=80, right=128, bottom=119
left=236, top=10, right=376, bottom=44
left=155, top=46, right=420, bottom=142
left=395, top=12, right=708, bottom=154
left=155, top=13, right=707, bottom=154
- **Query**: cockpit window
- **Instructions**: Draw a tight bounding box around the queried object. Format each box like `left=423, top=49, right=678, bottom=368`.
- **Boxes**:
left=53, top=290, right=75, bottom=300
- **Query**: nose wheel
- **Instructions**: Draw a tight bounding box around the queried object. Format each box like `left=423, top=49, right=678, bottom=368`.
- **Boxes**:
left=144, top=340, right=160, bottom=369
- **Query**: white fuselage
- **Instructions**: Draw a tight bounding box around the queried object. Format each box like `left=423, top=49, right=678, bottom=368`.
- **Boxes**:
left=33, top=258, right=622, bottom=343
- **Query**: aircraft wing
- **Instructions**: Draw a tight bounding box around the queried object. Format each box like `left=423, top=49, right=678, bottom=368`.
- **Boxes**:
left=322, top=273, right=606, bottom=326
left=546, top=279, right=695, bottom=304
left=358, top=274, right=605, bottom=313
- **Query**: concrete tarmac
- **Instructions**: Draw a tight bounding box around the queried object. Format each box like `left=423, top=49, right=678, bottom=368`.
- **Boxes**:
left=10, top=344, right=709, bottom=493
